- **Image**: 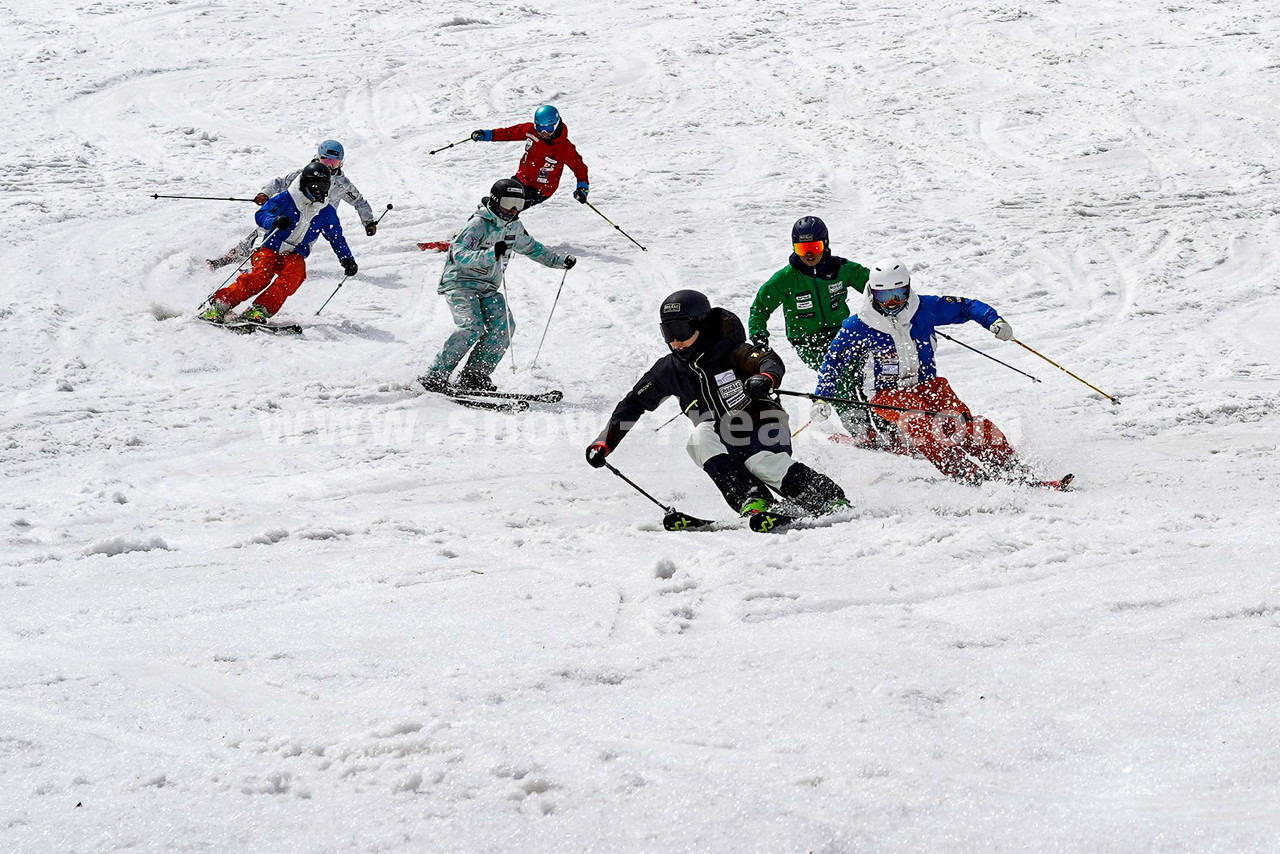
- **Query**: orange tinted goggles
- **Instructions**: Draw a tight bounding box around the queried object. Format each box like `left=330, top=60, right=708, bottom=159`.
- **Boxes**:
left=793, top=240, right=825, bottom=255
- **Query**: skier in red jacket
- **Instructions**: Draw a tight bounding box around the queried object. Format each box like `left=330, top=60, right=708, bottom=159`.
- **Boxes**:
left=470, top=105, right=589, bottom=209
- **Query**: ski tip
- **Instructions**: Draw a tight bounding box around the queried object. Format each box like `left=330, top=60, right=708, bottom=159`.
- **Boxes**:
left=747, top=511, right=797, bottom=534
left=663, top=510, right=714, bottom=531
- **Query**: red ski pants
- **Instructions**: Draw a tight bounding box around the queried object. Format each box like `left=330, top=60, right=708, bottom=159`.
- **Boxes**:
left=213, top=247, right=307, bottom=315
left=871, top=377, right=1019, bottom=482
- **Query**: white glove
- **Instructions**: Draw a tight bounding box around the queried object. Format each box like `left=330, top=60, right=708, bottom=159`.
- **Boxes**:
left=810, top=401, right=833, bottom=422
left=990, top=319, right=1014, bottom=341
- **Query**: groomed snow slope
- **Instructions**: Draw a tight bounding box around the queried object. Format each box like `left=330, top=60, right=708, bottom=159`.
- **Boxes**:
left=2, top=1, right=1279, bottom=852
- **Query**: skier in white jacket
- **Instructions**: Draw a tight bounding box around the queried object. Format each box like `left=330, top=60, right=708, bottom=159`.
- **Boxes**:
left=206, top=140, right=377, bottom=270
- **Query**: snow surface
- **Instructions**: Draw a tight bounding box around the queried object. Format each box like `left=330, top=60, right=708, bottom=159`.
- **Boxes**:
left=3, top=0, right=1279, bottom=851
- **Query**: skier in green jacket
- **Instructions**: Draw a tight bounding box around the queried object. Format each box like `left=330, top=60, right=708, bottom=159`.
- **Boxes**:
left=748, top=216, right=883, bottom=443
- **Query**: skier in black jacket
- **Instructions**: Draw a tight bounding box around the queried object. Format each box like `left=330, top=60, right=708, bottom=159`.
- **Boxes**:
left=585, top=290, right=848, bottom=518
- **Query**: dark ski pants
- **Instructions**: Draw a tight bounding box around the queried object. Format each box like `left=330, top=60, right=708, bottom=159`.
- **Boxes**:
left=514, top=181, right=550, bottom=209
left=428, top=289, right=514, bottom=380
left=686, top=410, right=846, bottom=515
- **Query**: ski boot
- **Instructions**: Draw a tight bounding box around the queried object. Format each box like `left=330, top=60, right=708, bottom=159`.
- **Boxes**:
left=197, top=299, right=230, bottom=323
left=240, top=304, right=271, bottom=325
left=417, top=373, right=451, bottom=394
left=457, top=371, right=498, bottom=393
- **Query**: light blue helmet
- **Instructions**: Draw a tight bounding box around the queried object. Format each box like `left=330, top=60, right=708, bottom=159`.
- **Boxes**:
left=317, top=139, right=344, bottom=167
left=533, top=105, right=560, bottom=136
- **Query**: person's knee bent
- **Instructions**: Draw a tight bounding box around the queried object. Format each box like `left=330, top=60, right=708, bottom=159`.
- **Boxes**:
left=686, top=420, right=728, bottom=468
left=744, top=451, right=793, bottom=491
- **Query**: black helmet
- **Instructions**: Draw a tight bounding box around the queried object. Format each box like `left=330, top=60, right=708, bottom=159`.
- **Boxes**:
left=791, top=215, right=829, bottom=245
left=489, top=178, right=526, bottom=221
left=659, top=289, right=712, bottom=348
left=299, top=161, right=332, bottom=202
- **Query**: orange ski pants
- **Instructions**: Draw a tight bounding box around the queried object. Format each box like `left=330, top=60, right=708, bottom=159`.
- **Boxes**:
left=212, top=247, right=307, bottom=315
left=871, top=376, right=1019, bottom=482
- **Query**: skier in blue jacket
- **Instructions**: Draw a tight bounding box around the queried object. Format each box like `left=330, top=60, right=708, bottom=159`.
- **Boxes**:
left=813, top=258, right=1027, bottom=485
left=198, top=162, right=357, bottom=324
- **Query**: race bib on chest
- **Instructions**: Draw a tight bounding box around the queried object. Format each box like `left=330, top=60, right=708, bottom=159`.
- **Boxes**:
left=715, top=369, right=747, bottom=410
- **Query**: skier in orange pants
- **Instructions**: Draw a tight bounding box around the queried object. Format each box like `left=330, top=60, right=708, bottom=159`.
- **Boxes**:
left=869, top=376, right=1019, bottom=482
left=814, top=258, right=1042, bottom=486
left=198, top=162, right=357, bottom=325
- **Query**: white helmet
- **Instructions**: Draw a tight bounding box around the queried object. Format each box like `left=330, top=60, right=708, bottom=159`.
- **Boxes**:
left=867, top=258, right=911, bottom=316
left=867, top=258, right=911, bottom=290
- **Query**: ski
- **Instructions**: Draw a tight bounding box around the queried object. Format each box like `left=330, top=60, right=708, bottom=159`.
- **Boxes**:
left=662, top=510, right=716, bottom=531
left=416, top=377, right=531, bottom=412
left=198, top=316, right=252, bottom=334
left=446, top=388, right=563, bottom=404
left=447, top=395, right=530, bottom=413
left=417, top=241, right=450, bottom=252
left=237, top=321, right=302, bottom=335
left=197, top=316, right=303, bottom=335
left=1034, top=473, right=1074, bottom=491
left=747, top=509, right=800, bottom=534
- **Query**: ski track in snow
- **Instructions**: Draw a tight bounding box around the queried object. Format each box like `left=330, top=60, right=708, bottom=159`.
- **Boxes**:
left=2, top=0, right=1280, bottom=852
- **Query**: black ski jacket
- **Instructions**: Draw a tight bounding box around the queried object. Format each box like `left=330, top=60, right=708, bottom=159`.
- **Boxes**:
left=596, top=308, right=786, bottom=451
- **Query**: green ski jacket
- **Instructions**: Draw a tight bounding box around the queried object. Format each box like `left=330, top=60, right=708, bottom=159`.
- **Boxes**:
left=748, top=254, right=870, bottom=340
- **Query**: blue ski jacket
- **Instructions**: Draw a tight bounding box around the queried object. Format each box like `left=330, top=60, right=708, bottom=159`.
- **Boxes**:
left=816, top=292, right=1001, bottom=395
left=255, top=189, right=353, bottom=263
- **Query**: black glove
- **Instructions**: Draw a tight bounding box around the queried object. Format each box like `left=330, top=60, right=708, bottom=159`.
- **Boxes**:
left=254, top=193, right=269, bottom=205
left=494, top=240, right=507, bottom=259
left=743, top=373, right=774, bottom=400
left=364, top=223, right=377, bottom=237
left=470, top=130, right=488, bottom=142
left=341, top=258, right=358, bottom=276
left=272, top=216, right=293, bottom=231
left=585, top=441, right=609, bottom=468
left=750, top=335, right=769, bottom=351
left=563, top=255, right=577, bottom=270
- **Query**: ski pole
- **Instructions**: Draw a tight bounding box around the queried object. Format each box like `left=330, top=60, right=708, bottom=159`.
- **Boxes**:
left=776, top=389, right=972, bottom=421
left=584, top=200, right=647, bottom=251
left=428, top=137, right=474, bottom=156
left=500, top=267, right=518, bottom=373
left=531, top=267, right=569, bottom=368
left=215, top=250, right=254, bottom=290
left=315, top=278, right=349, bottom=316
left=792, top=420, right=812, bottom=438
left=654, top=399, right=698, bottom=432
left=935, top=331, right=1040, bottom=383
left=314, top=205, right=392, bottom=317
left=151, top=193, right=260, bottom=203
left=1012, top=339, right=1120, bottom=405
left=601, top=461, right=713, bottom=528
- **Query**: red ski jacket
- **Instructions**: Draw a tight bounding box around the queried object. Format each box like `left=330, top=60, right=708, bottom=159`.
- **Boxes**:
left=489, top=122, right=588, bottom=198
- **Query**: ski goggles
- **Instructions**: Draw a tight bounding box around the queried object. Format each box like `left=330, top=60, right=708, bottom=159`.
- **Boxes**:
left=494, top=193, right=526, bottom=215
left=320, top=157, right=342, bottom=171
left=872, top=286, right=909, bottom=305
left=660, top=317, right=699, bottom=343
left=534, top=120, right=560, bottom=136
left=793, top=240, right=825, bottom=256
